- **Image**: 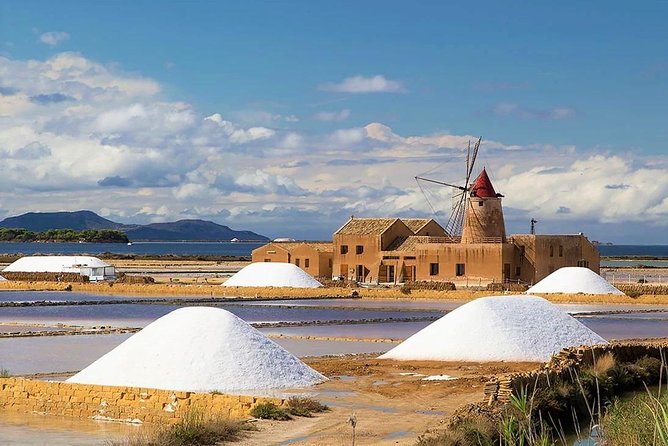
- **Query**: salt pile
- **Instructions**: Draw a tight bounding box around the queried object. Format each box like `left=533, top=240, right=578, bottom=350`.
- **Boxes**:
left=3, top=255, right=110, bottom=273
left=67, top=307, right=327, bottom=392
left=527, top=267, right=624, bottom=295
left=379, top=296, right=607, bottom=362
left=0, top=275, right=6, bottom=281
left=223, top=262, right=322, bottom=288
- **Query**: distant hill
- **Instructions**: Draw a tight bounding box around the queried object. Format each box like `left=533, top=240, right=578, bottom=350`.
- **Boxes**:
left=0, top=211, right=127, bottom=232
left=125, top=219, right=268, bottom=242
left=0, top=211, right=268, bottom=242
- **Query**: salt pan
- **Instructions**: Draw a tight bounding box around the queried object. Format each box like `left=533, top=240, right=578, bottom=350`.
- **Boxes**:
left=380, top=295, right=607, bottom=362
left=3, top=255, right=110, bottom=273
left=527, top=267, right=623, bottom=295
left=67, top=307, right=327, bottom=392
left=223, top=262, right=322, bottom=288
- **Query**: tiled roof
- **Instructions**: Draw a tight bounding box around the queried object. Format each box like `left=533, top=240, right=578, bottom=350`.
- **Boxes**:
left=385, top=235, right=432, bottom=251
left=400, top=218, right=432, bottom=233
left=471, top=168, right=498, bottom=198
left=272, top=242, right=333, bottom=253
left=334, top=218, right=398, bottom=235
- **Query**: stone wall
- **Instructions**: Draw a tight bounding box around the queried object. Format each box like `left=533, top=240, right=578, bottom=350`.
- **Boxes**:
left=0, top=377, right=285, bottom=424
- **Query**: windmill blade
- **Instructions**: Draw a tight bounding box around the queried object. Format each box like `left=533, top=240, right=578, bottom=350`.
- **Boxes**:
left=467, top=136, right=482, bottom=181
left=415, top=176, right=467, bottom=191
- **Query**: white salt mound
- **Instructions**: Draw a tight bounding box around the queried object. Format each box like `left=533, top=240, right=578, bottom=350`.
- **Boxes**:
left=223, top=262, right=322, bottom=288
left=3, top=255, right=110, bottom=273
left=379, top=296, right=607, bottom=362
left=67, top=307, right=327, bottom=392
left=527, top=267, right=624, bottom=295
left=0, top=275, right=6, bottom=281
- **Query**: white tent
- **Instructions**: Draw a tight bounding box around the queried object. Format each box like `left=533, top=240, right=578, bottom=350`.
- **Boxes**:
left=380, top=295, right=607, bottom=362
left=223, top=262, right=322, bottom=288
left=3, top=256, right=115, bottom=281
left=527, top=267, right=624, bottom=295
left=67, top=307, right=327, bottom=392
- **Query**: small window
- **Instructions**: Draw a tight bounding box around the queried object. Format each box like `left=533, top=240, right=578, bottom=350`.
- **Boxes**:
left=356, top=245, right=364, bottom=254
left=430, top=263, right=439, bottom=276
left=264, top=258, right=271, bottom=262
left=559, top=245, right=563, bottom=257
left=549, top=245, right=554, bottom=257
left=295, top=258, right=300, bottom=267
left=304, top=258, right=310, bottom=268
left=267, top=250, right=276, bottom=254
left=478, top=201, right=483, bottom=206
left=577, top=260, right=589, bottom=268
left=340, top=245, right=348, bottom=254
left=456, top=263, right=465, bottom=276
left=328, top=258, right=332, bottom=268
left=515, top=266, right=521, bottom=276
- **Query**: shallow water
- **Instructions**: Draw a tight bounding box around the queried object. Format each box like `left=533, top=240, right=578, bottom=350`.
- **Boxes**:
left=0, top=411, right=133, bottom=446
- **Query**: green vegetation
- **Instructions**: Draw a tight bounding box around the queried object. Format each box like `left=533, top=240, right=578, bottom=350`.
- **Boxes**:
left=0, top=368, right=11, bottom=378
left=417, top=354, right=668, bottom=446
left=107, top=409, right=252, bottom=446
left=286, top=397, right=329, bottom=417
left=249, top=402, right=292, bottom=420
left=0, top=228, right=129, bottom=243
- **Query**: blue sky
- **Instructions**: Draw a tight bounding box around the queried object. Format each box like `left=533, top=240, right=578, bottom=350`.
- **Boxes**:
left=0, top=1, right=667, bottom=242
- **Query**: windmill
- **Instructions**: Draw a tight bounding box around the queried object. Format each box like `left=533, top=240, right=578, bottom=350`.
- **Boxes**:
left=415, top=137, right=482, bottom=239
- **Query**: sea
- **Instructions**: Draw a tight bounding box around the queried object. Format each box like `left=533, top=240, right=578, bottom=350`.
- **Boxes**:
left=0, top=242, right=666, bottom=261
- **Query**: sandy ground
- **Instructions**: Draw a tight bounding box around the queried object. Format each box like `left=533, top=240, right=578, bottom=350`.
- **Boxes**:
left=231, top=355, right=540, bottom=446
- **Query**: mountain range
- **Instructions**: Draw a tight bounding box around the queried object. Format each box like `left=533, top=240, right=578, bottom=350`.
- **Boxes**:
left=0, top=211, right=268, bottom=242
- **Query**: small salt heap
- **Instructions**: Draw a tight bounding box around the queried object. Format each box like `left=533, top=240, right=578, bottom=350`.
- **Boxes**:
left=380, top=295, right=607, bottom=362
left=527, top=267, right=624, bottom=295
left=223, top=262, right=322, bottom=288
left=67, top=307, right=327, bottom=392
left=0, top=275, right=6, bottom=282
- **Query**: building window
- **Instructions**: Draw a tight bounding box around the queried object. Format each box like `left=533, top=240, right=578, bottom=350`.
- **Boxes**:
left=328, top=258, right=332, bottom=268
left=356, top=245, right=364, bottom=254
left=478, top=201, right=483, bottom=206
left=429, top=263, right=439, bottom=276
left=340, top=245, right=348, bottom=254
left=515, top=266, right=521, bottom=276
left=264, top=259, right=271, bottom=262
left=549, top=245, right=554, bottom=257
left=456, top=263, right=465, bottom=276
left=577, top=260, right=589, bottom=268
left=304, top=258, right=310, bottom=268
left=559, top=245, right=563, bottom=257
left=267, top=250, right=276, bottom=254
left=295, top=258, right=300, bottom=267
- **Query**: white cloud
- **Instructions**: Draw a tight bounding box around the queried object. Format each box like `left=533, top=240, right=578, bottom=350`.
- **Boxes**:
left=493, top=103, right=577, bottom=120
left=314, top=109, right=351, bottom=121
left=318, top=75, right=405, bottom=93
left=39, top=31, right=70, bottom=46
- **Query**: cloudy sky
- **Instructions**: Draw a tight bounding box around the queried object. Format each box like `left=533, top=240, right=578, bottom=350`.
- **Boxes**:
left=0, top=1, right=667, bottom=243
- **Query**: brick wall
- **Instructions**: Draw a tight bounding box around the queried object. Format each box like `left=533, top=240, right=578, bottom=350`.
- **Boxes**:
left=0, top=378, right=285, bottom=424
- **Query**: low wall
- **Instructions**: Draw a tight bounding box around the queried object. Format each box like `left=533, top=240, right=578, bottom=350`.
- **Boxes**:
left=484, top=340, right=668, bottom=404
left=0, top=378, right=285, bottom=424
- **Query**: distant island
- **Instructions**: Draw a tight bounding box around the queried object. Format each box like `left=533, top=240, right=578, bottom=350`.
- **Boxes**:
left=0, top=228, right=129, bottom=243
left=0, top=211, right=269, bottom=242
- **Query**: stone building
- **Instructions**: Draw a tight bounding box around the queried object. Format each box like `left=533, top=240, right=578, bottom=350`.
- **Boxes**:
left=253, top=169, right=600, bottom=285
left=251, top=241, right=333, bottom=278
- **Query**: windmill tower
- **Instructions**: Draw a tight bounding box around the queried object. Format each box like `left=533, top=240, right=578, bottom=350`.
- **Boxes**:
left=460, top=168, right=506, bottom=243
left=415, top=137, right=507, bottom=243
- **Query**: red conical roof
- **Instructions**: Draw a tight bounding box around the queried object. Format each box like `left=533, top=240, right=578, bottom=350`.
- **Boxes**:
left=471, top=168, right=498, bottom=198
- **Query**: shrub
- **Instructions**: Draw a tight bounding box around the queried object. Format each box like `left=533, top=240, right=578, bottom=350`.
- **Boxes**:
left=0, top=368, right=11, bottom=378
left=106, top=409, right=250, bottom=446
left=250, top=402, right=291, bottom=420
left=286, top=397, right=329, bottom=417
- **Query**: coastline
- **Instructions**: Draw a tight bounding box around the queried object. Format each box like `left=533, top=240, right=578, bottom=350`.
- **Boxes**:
left=0, top=280, right=666, bottom=304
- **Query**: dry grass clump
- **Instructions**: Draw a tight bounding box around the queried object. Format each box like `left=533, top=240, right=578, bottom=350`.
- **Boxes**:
left=616, top=283, right=668, bottom=297
left=590, top=352, right=616, bottom=379
left=107, top=409, right=252, bottom=446
left=0, top=272, right=85, bottom=282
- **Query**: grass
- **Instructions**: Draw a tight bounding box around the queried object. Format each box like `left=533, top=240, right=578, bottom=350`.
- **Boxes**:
left=0, top=368, right=11, bottom=378
left=603, top=391, right=668, bottom=445
left=286, top=397, right=329, bottom=417
left=249, top=402, right=292, bottom=420
left=107, top=409, right=252, bottom=446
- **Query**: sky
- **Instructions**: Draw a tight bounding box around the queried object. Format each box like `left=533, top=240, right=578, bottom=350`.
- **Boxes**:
left=0, top=1, right=667, bottom=243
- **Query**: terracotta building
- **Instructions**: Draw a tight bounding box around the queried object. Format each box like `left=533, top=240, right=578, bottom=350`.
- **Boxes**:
left=251, top=241, right=333, bottom=278
left=253, top=169, right=599, bottom=285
